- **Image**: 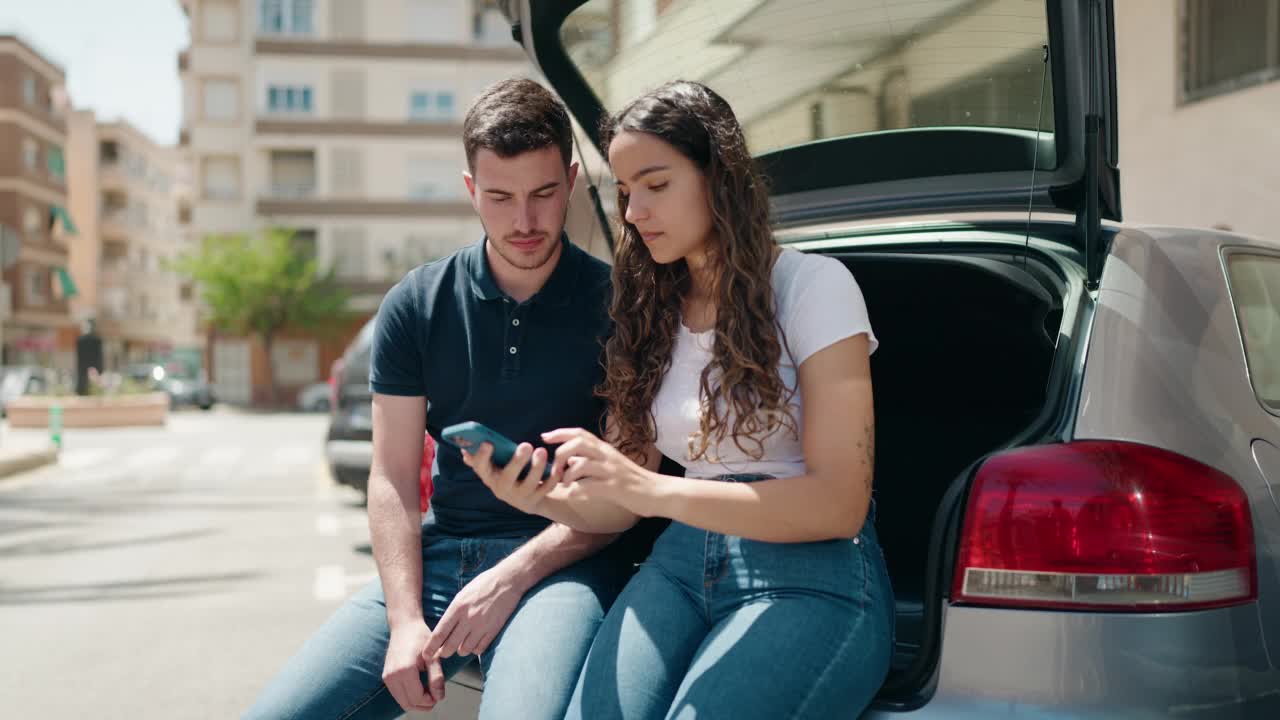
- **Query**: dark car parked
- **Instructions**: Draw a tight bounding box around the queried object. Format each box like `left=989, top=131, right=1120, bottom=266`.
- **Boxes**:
left=325, top=319, right=376, bottom=496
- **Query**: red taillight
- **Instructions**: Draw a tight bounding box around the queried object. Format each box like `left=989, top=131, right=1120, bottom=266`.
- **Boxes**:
left=952, top=441, right=1257, bottom=612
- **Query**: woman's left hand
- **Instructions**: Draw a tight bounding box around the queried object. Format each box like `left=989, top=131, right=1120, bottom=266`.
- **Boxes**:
left=541, top=428, right=665, bottom=517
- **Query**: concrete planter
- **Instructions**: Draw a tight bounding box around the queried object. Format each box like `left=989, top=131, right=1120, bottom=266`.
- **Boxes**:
left=6, top=393, right=169, bottom=428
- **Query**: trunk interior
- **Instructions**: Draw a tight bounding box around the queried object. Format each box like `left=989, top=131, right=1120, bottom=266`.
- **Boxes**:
left=828, top=250, right=1068, bottom=682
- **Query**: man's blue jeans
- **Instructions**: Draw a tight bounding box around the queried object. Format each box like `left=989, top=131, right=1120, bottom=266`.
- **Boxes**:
left=244, top=527, right=626, bottom=720
left=565, top=475, right=896, bottom=720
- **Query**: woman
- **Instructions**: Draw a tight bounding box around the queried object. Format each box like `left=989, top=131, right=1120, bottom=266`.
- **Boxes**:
left=465, top=80, right=894, bottom=719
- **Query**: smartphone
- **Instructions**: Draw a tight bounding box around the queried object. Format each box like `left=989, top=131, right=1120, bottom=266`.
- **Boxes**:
left=441, top=421, right=552, bottom=479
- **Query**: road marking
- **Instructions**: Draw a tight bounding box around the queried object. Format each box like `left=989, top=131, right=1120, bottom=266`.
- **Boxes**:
left=59, top=447, right=115, bottom=470
left=314, top=461, right=335, bottom=500
left=315, top=512, right=369, bottom=535
left=314, top=566, right=378, bottom=601
left=198, top=446, right=243, bottom=466
left=314, top=565, right=346, bottom=600
left=315, top=513, right=340, bottom=536
left=347, top=571, right=377, bottom=588
left=124, top=446, right=180, bottom=468
left=271, top=445, right=313, bottom=467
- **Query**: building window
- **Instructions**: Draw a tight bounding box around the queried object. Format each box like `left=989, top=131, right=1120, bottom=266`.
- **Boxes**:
left=24, top=267, right=49, bottom=307
left=474, top=4, right=509, bottom=45
left=291, top=228, right=318, bottom=260
left=100, top=140, right=119, bottom=164
left=269, top=150, right=317, bottom=197
left=408, top=91, right=456, bottom=121
left=1182, top=0, right=1280, bottom=102
left=266, top=84, right=314, bottom=114
left=260, top=0, right=313, bottom=36
left=202, top=78, right=240, bottom=121
left=22, top=73, right=37, bottom=106
left=330, top=227, right=368, bottom=279
left=407, top=155, right=449, bottom=199
left=22, top=137, right=39, bottom=171
left=47, top=145, right=65, bottom=181
left=330, top=147, right=364, bottom=195
left=201, top=1, right=240, bottom=42
left=22, top=206, right=42, bottom=239
left=201, top=155, right=241, bottom=201
left=436, top=92, right=455, bottom=118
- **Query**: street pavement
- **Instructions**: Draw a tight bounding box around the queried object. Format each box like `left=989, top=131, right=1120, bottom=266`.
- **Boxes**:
left=0, top=407, right=480, bottom=719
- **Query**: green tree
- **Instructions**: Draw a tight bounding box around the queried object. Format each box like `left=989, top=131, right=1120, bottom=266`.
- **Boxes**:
left=173, top=228, right=350, bottom=406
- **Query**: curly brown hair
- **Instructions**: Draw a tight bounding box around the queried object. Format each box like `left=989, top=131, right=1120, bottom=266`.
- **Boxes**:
left=598, top=80, right=796, bottom=463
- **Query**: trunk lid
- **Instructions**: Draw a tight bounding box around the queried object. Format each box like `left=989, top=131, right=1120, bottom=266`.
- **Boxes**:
left=509, top=0, right=1120, bottom=283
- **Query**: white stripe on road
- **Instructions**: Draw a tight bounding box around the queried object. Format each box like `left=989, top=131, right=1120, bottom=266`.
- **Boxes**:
left=270, top=446, right=313, bottom=466
left=58, top=447, right=115, bottom=470
left=313, top=565, right=377, bottom=600
left=315, top=513, right=340, bottom=536
left=315, top=461, right=335, bottom=500
left=124, top=446, right=180, bottom=468
left=315, top=512, right=368, bottom=536
left=314, top=565, right=345, bottom=600
left=198, top=446, right=243, bottom=466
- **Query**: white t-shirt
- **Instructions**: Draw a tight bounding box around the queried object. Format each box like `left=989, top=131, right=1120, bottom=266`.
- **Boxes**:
left=652, top=249, right=878, bottom=480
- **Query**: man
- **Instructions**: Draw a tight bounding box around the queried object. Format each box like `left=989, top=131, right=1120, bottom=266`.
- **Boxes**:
left=246, top=79, right=629, bottom=719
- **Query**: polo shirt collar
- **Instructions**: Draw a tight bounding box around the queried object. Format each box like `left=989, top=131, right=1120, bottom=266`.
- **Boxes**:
left=466, top=234, right=581, bottom=307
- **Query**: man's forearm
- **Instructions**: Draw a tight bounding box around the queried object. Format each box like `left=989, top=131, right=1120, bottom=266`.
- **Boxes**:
left=496, top=524, right=619, bottom=594
left=367, top=471, right=425, bottom=628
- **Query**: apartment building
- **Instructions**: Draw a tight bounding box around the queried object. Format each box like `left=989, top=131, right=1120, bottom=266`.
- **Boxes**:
left=0, top=35, right=78, bottom=371
left=66, top=113, right=204, bottom=372
left=177, top=0, right=533, bottom=405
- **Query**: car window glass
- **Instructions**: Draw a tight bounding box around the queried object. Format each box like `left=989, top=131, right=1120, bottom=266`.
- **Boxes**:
left=1227, top=254, right=1280, bottom=411
left=560, top=0, right=1054, bottom=157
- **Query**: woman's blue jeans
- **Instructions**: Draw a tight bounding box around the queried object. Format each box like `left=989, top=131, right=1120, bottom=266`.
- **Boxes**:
left=565, top=474, right=895, bottom=720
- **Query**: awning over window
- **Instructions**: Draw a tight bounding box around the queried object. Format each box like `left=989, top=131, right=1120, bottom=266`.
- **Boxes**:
left=48, top=205, right=77, bottom=236
left=55, top=266, right=78, bottom=298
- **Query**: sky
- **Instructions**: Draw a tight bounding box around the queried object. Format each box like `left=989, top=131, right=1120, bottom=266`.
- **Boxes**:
left=0, top=0, right=189, bottom=145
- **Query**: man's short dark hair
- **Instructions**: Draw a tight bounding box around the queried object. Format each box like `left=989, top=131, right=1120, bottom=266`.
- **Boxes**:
left=463, top=78, right=573, bottom=174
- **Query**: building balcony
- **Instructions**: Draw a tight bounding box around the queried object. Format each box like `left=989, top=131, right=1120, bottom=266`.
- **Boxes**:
left=265, top=182, right=317, bottom=199
left=255, top=117, right=463, bottom=138
left=255, top=196, right=473, bottom=218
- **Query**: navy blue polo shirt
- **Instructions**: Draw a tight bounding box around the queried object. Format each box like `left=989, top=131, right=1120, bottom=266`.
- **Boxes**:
left=369, top=235, right=612, bottom=538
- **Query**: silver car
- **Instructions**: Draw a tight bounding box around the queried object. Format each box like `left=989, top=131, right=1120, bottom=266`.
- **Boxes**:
left=441, top=1, right=1280, bottom=716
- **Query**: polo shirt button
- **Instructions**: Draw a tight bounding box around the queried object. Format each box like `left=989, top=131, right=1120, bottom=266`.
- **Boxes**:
left=509, top=346, right=518, bottom=354
left=512, top=319, right=520, bottom=327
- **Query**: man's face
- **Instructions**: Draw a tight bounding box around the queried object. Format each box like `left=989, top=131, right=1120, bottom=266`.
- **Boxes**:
left=464, top=147, right=578, bottom=271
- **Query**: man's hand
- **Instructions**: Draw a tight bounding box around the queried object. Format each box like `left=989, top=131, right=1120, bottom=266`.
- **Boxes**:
left=382, top=620, right=446, bottom=713
left=464, top=442, right=557, bottom=515
left=422, top=563, right=526, bottom=662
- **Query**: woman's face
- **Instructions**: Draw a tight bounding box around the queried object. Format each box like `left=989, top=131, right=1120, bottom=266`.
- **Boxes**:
left=608, top=130, right=713, bottom=266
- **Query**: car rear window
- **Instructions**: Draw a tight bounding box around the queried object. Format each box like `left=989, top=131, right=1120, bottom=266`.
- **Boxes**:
left=1226, top=253, right=1280, bottom=411
left=560, top=0, right=1055, bottom=157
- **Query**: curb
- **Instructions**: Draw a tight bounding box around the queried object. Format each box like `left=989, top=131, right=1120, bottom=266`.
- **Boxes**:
left=0, top=447, right=59, bottom=481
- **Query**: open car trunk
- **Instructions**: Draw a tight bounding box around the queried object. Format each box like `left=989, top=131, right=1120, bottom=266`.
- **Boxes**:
left=445, top=240, right=1083, bottom=702
left=827, top=246, right=1075, bottom=696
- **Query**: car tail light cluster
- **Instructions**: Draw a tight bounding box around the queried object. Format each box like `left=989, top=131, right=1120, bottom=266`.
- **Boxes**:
left=953, top=441, right=1256, bottom=612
